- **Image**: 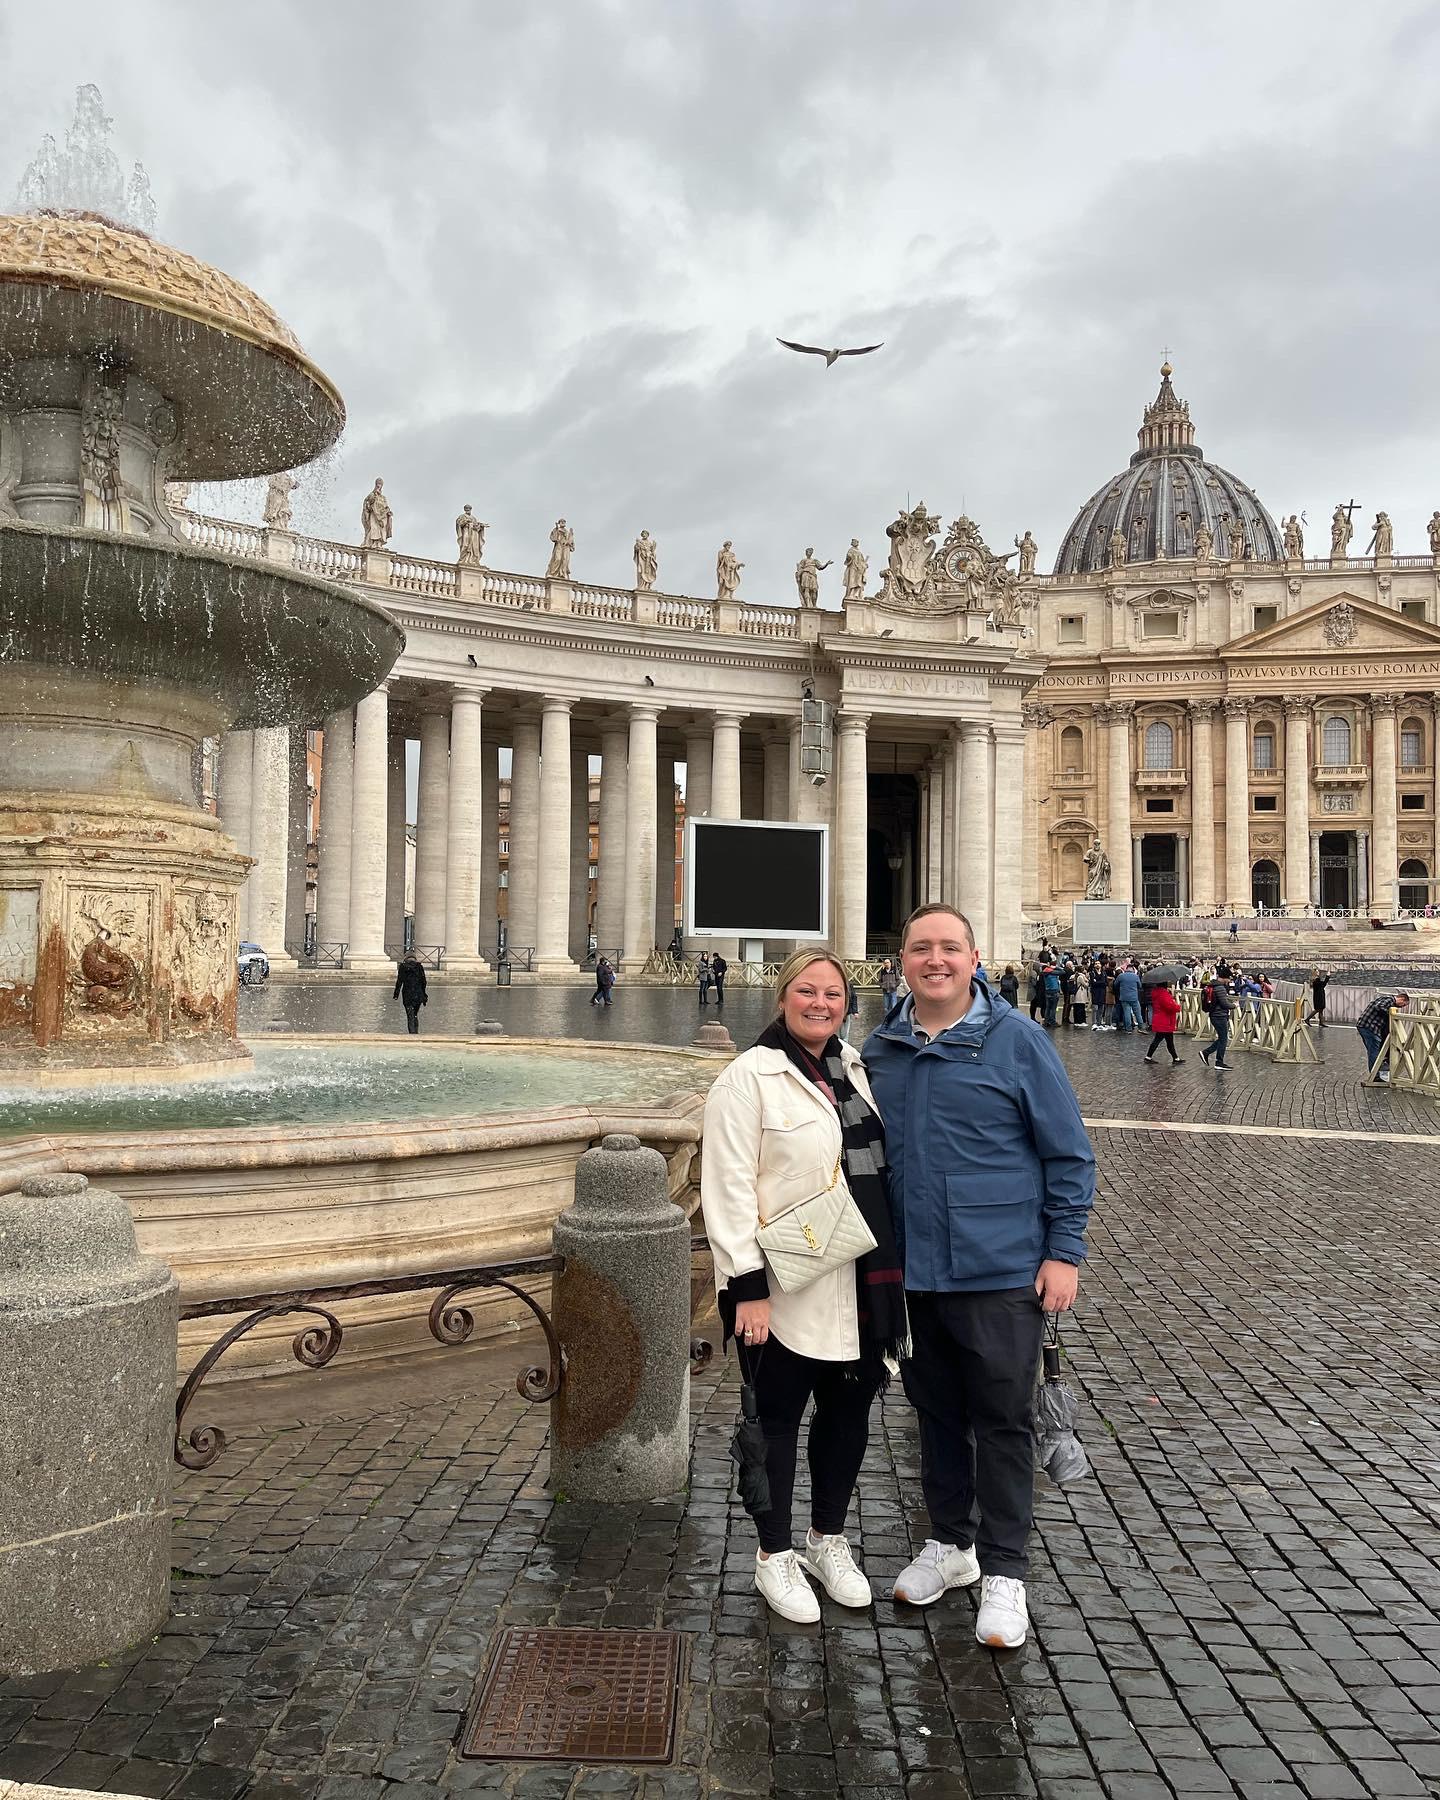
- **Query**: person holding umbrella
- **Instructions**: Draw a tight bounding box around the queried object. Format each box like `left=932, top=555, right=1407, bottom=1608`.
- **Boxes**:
left=700, top=948, right=907, bottom=1623
left=1142, top=978, right=1184, bottom=1065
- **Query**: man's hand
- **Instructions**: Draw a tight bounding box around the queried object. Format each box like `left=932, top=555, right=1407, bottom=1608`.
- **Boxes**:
left=735, top=1299, right=771, bottom=1346
left=1035, top=1260, right=1079, bottom=1313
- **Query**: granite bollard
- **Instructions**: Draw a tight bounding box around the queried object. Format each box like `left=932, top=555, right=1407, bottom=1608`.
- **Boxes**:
left=550, top=1132, right=691, bottom=1501
left=0, top=1174, right=179, bottom=1676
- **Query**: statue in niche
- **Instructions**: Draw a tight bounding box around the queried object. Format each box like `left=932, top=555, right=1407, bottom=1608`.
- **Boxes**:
left=455, top=504, right=486, bottom=566
left=361, top=478, right=392, bottom=549
left=1083, top=838, right=1112, bottom=900
left=1014, top=529, right=1038, bottom=576
left=264, top=471, right=296, bottom=531
left=1194, top=520, right=1214, bottom=561
left=842, top=538, right=868, bottom=603
left=716, top=539, right=743, bottom=601
left=633, top=529, right=657, bottom=590
left=1330, top=502, right=1355, bottom=557
left=1221, top=512, right=1245, bottom=560
left=1283, top=513, right=1304, bottom=558
left=1429, top=511, right=1440, bottom=555
left=794, top=546, right=831, bottom=607
left=1367, top=512, right=1393, bottom=556
left=545, top=518, right=574, bottom=580
left=1108, top=527, right=1126, bottom=568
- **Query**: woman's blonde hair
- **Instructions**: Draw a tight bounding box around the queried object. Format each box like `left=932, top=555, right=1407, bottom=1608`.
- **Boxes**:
left=772, top=947, right=849, bottom=1012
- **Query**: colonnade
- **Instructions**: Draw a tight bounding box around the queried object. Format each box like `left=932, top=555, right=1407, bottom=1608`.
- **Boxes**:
left=220, top=684, right=1027, bottom=973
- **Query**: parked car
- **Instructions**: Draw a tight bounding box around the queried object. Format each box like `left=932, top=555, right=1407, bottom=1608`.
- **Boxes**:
left=237, top=941, right=270, bottom=984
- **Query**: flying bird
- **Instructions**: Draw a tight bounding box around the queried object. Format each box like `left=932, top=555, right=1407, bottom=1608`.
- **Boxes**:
left=777, top=336, right=884, bottom=368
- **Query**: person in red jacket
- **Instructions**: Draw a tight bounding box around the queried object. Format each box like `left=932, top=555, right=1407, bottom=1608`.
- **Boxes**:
left=1143, top=981, right=1184, bottom=1065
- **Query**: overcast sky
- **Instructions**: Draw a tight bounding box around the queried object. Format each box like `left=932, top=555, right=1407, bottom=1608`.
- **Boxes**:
left=7, top=1, right=1440, bottom=602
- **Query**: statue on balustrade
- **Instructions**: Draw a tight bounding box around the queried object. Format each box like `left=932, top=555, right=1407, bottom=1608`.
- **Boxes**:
left=1222, top=512, right=1245, bottom=560
left=1367, top=512, right=1393, bottom=557
left=546, top=518, right=574, bottom=580
left=1283, top=513, right=1304, bottom=558
left=716, top=539, right=743, bottom=601
left=264, top=471, right=296, bottom=532
left=633, top=529, right=658, bottom=590
left=1107, top=527, right=1126, bottom=568
left=1430, top=511, right=1440, bottom=556
left=1193, top=520, right=1214, bottom=560
left=1330, top=502, right=1355, bottom=557
left=794, top=546, right=831, bottom=607
left=1014, top=529, right=1038, bottom=576
left=361, top=478, right=392, bottom=549
left=842, top=538, right=868, bottom=603
left=455, top=504, right=487, bottom=565
left=1083, top=838, right=1112, bottom=900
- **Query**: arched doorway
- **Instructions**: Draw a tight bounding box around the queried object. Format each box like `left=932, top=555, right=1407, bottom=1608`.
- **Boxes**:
left=1251, top=859, right=1280, bottom=909
left=1399, top=858, right=1430, bottom=912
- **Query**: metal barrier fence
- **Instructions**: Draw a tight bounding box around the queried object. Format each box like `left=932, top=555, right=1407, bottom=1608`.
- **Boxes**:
left=1177, top=991, right=1317, bottom=1062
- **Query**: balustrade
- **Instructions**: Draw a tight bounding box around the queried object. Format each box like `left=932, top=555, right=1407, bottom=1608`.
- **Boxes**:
left=389, top=551, right=457, bottom=596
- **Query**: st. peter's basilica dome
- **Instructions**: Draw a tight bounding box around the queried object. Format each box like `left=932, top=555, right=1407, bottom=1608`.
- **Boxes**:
left=1053, top=363, right=1283, bottom=574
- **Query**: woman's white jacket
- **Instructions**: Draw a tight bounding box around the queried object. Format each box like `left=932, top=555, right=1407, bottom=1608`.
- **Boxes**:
left=700, top=1040, right=878, bottom=1362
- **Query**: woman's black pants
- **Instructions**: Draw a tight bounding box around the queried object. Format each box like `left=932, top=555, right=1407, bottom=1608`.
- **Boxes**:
left=742, top=1333, right=882, bottom=1553
left=1146, top=1030, right=1178, bottom=1060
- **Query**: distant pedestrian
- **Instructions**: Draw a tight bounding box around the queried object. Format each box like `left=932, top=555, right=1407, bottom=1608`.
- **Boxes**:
left=1228, top=919, right=1239, bottom=944
left=1114, top=963, right=1142, bottom=1033
left=1143, top=982, right=1184, bottom=1066
left=1061, top=960, right=1077, bottom=1026
left=592, top=955, right=616, bottom=1006
left=697, top=951, right=712, bottom=1005
left=1199, top=975, right=1234, bottom=1070
left=1028, top=957, right=1045, bottom=1022
left=1357, top=990, right=1409, bottom=1083
left=712, top=953, right=729, bottom=1004
left=841, top=978, right=861, bottom=1041
left=998, top=964, right=1020, bottom=1006
left=1042, top=962, right=1060, bottom=1028
left=393, top=954, right=427, bottom=1034
left=879, top=958, right=901, bottom=1005
left=1088, top=961, right=1107, bottom=1031
left=1310, top=969, right=1329, bottom=1027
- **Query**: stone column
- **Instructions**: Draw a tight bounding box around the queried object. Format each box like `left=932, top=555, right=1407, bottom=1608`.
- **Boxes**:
left=479, top=736, right=501, bottom=961
left=654, top=751, right=676, bottom=949
left=710, top=712, right=744, bottom=958
left=596, top=722, right=629, bottom=958
left=940, top=741, right=956, bottom=904
left=763, top=731, right=789, bottom=819
left=623, top=705, right=660, bottom=970
left=285, top=729, right=308, bottom=954
left=1188, top=699, right=1217, bottom=911
left=1283, top=695, right=1312, bottom=909
left=384, top=732, right=407, bottom=951
left=316, top=708, right=353, bottom=951
left=1357, top=828, right=1370, bottom=908
left=835, top=711, right=870, bottom=961
left=570, top=748, right=592, bottom=963
left=1177, top=833, right=1189, bottom=908
left=0, top=1174, right=178, bottom=1676
left=347, top=684, right=391, bottom=970
left=1310, top=831, right=1322, bottom=906
left=414, top=706, right=451, bottom=951
left=220, top=729, right=255, bottom=940
left=681, top=723, right=712, bottom=955
left=535, top=699, right=575, bottom=973
left=1131, top=835, right=1143, bottom=907
left=927, top=757, right=944, bottom=902
left=992, top=724, right=1025, bottom=963
left=1103, top=701, right=1135, bottom=906
left=1372, top=695, right=1400, bottom=914
left=508, top=712, right=542, bottom=956
left=956, top=721, right=993, bottom=960
left=444, top=688, right=490, bottom=971
left=248, top=726, right=295, bottom=970
left=916, top=770, right=930, bottom=904
left=1223, top=697, right=1250, bottom=909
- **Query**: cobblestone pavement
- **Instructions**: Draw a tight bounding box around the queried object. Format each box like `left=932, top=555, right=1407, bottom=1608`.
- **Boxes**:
left=5, top=1036, right=1440, bottom=1797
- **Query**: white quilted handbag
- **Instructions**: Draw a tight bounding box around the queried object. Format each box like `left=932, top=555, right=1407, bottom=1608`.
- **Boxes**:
left=755, top=1161, right=877, bottom=1293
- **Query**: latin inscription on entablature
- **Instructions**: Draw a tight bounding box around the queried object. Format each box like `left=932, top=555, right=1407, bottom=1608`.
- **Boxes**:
left=1239, top=658, right=1440, bottom=682
left=1039, top=669, right=1210, bottom=690
left=846, top=670, right=988, bottom=699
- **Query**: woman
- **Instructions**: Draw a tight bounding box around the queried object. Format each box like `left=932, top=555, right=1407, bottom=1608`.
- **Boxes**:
left=697, top=950, right=712, bottom=1006
left=392, top=954, right=427, bottom=1034
left=998, top=963, right=1020, bottom=1005
left=1142, top=980, right=1184, bottom=1065
left=701, top=949, right=907, bottom=1623
left=1310, top=968, right=1329, bottom=1027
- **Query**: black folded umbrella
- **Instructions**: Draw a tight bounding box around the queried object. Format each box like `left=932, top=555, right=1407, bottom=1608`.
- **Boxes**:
left=730, top=1348, right=771, bottom=1516
left=1035, top=1316, right=1090, bottom=1487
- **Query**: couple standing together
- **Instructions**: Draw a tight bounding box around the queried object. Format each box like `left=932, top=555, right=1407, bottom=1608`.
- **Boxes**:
left=701, top=905, right=1096, bottom=1648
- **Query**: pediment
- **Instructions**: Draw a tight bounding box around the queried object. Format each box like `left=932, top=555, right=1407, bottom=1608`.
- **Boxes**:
left=1224, top=592, right=1440, bottom=657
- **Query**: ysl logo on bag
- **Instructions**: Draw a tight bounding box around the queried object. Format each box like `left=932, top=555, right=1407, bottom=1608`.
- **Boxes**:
left=802, top=1223, right=819, bottom=1251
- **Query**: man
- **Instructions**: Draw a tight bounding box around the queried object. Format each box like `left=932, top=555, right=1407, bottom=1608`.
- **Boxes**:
left=863, top=905, right=1096, bottom=1650
left=1198, top=972, right=1234, bottom=1070
left=591, top=955, right=615, bottom=1007
left=711, top=952, right=728, bottom=1004
left=392, top=954, right=427, bottom=1034
left=1357, top=990, right=1408, bottom=1082
left=1114, top=960, right=1142, bottom=1033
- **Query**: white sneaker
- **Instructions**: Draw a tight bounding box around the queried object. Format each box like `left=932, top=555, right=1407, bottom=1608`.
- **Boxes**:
left=975, top=1575, right=1029, bottom=1648
left=754, top=1549, right=820, bottom=1623
left=893, top=1539, right=981, bottom=1606
left=802, top=1531, right=872, bottom=1608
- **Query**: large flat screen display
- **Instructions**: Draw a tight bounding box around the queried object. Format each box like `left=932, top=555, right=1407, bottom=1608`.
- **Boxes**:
left=684, top=819, right=829, bottom=939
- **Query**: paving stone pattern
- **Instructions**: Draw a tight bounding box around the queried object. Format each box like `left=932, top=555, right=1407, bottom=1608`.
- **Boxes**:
left=4, top=1064, right=1440, bottom=1796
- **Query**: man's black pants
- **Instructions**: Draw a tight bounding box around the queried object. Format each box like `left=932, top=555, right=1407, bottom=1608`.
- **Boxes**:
left=403, top=1002, right=421, bottom=1035
left=901, top=1287, right=1045, bottom=1578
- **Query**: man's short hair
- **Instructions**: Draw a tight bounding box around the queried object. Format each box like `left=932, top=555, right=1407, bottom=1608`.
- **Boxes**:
left=900, top=903, right=975, bottom=952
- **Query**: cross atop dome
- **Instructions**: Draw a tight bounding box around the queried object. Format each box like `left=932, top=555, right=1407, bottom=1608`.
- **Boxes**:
left=1138, top=358, right=1196, bottom=455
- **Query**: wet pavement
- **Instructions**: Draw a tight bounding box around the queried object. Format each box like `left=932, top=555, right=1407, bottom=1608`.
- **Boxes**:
left=4, top=995, right=1440, bottom=1798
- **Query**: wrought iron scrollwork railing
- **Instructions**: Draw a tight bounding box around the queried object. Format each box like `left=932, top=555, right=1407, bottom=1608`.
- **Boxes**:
left=174, top=1253, right=564, bottom=1471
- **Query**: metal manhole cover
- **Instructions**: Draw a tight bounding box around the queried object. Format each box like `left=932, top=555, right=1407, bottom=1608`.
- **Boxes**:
left=461, top=1626, right=683, bottom=1764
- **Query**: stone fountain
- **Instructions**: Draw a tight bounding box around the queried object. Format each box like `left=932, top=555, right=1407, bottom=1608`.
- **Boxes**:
left=0, top=208, right=404, bottom=1084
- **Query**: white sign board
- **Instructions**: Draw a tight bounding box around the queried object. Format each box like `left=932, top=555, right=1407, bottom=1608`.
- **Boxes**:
left=1071, top=900, right=1130, bottom=946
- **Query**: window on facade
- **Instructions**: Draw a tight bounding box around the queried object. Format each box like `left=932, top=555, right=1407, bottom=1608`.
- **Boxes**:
left=588, top=863, right=598, bottom=878
left=498, top=871, right=508, bottom=889
left=1145, top=798, right=1174, bottom=813
left=1321, top=715, right=1352, bottom=766
left=1402, top=601, right=1428, bottom=621
left=1059, top=725, right=1084, bottom=772
left=1253, top=794, right=1278, bottom=812
left=1058, top=615, right=1085, bottom=643
left=1402, top=793, right=1426, bottom=811
left=1401, top=720, right=1425, bottom=767
left=1252, top=728, right=1276, bottom=771
left=498, top=837, right=509, bottom=854
left=1400, top=858, right=1430, bottom=909
left=1143, top=721, right=1174, bottom=770
left=1142, top=611, right=1179, bottom=637
left=1252, top=605, right=1278, bottom=630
